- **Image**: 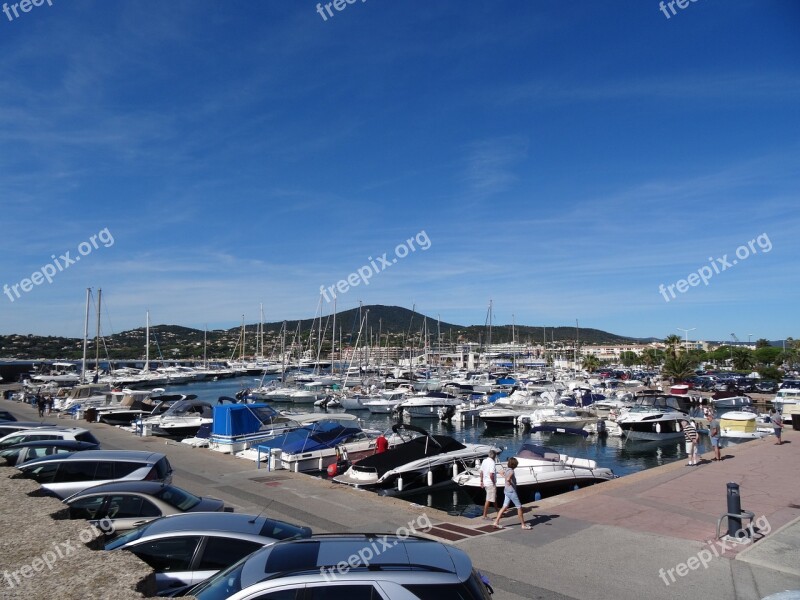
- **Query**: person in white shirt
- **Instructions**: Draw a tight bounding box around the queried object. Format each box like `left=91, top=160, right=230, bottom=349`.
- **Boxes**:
left=480, top=449, right=499, bottom=519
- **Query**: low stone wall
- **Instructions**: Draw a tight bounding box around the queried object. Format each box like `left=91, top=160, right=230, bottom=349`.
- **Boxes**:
left=0, top=467, right=159, bottom=600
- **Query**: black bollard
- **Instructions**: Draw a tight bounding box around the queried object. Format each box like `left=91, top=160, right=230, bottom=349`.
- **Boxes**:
left=727, top=482, right=743, bottom=538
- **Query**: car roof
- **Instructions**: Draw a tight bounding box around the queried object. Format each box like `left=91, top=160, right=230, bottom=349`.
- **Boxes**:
left=239, top=534, right=472, bottom=583
left=20, top=449, right=166, bottom=467
left=132, top=512, right=309, bottom=539
left=66, top=481, right=179, bottom=498
left=2, top=427, right=89, bottom=436
left=6, top=439, right=98, bottom=449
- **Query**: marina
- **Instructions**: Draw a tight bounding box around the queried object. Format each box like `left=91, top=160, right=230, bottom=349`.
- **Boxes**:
left=1, top=385, right=798, bottom=600
left=3, top=369, right=787, bottom=517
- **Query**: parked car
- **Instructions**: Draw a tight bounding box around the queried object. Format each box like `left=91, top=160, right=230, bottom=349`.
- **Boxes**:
left=105, top=512, right=312, bottom=593
left=0, top=411, right=17, bottom=422
left=185, top=534, right=494, bottom=600
left=0, top=421, right=52, bottom=438
left=64, top=481, right=229, bottom=533
left=15, top=450, right=173, bottom=499
left=0, top=427, right=100, bottom=450
left=755, top=380, right=778, bottom=394
left=0, top=439, right=99, bottom=466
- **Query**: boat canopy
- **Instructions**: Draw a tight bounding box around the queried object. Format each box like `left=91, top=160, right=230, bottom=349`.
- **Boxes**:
left=211, top=403, right=283, bottom=436
left=516, top=443, right=561, bottom=462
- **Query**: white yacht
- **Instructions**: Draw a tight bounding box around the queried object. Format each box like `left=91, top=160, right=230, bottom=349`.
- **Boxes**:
left=454, top=443, right=616, bottom=503
left=615, top=394, right=690, bottom=441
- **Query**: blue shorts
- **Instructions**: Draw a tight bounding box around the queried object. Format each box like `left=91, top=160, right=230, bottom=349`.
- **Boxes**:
left=502, top=488, right=521, bottom=509
left=774, top=428, right=782, bottom=438
left=710, top=436, right=720, bottom=447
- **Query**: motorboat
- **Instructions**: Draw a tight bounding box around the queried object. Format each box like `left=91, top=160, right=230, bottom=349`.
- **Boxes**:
left=454, top=443, right=616, bottom=504
left=615, top=394, right=689, bottom=441
left=208, top=403, right=306, bottom=454
left=53, top=383, right=112, bottom=413
left=94, top=388, right=168, bottom=425
left=394, top=391, right=463, bottom=419
left=518, top=406, right=595, bottom=431
left=772, top=387, right=800, bottom=422
left=363, top=390, right=409, bottom=414
left=718, top=411, right=771, bottom=444
left=139, top=397, right=236, bottom=439
left=332, top=424, right=494, bottom=496
left=274, top=415, right=374, bottom=473
left=289, top=382, right=329, bottom=404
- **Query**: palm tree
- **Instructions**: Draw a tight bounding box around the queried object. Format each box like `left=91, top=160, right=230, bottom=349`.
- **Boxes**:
left=664, top=335, right=682, bottom=357
left=581, top=354, right=600, bottom=372
left=641, top=348, right=664, bottom=368
left=731, top=348, right=755, bottom=371
left=662, top=353, right=696, bottom=382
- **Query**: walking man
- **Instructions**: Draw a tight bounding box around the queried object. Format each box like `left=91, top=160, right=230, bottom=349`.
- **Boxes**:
left=770, top=409, right=784, bottom=445
left=480, top=449, right=498, bottom=519
left=682, top=419, right=699, bottom=465
left=708, top=410, right=722, bottom=461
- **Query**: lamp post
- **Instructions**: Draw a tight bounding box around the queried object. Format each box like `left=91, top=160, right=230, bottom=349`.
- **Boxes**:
left=677, top=327, right=696, bottom=353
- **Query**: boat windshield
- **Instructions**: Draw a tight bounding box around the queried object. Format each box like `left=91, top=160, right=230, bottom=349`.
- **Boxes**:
left=516, top=443, right=561, bottom=462
left=162, top=400, right=209, bottom=417
left=629, top=395, right=683, bottom=412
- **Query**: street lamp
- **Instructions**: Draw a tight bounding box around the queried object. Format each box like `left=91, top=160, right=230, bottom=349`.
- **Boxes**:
left=748, top=333, right=753, bottom=347
left=677, top=327, right=696, bottom=353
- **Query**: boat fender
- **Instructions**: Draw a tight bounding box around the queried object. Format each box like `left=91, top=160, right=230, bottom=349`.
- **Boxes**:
left=655, top=423, right=661, bottom=433
left=327, top=463, right=338, bottom=477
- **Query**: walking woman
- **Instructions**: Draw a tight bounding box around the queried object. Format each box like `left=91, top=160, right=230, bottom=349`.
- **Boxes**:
left=492, top=457, right=532, bottom=530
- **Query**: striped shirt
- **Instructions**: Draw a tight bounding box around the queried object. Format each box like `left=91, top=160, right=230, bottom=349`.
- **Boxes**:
left=683, top=421, right=698, bottom=442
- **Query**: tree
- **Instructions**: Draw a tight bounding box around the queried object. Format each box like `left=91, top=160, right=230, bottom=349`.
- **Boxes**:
left=731, top=347, right=755, bottom=371
left=641, top=348, right=664, bottom=368
left=754, top=346, right=782, bottom=366
left=664, top=335, right=682, bottom=357
left=619, top=351, right=638, bottom=367
left=755, top=338, right=771, bottom=349
left=662, top=353, right=697, bottom=381
left=581, top=354, right=600, bottom=372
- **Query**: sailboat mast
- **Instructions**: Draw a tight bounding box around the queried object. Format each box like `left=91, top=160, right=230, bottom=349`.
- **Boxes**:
left=95, top=288, right=102, bottom=380
left=144, top=310, right=150, bottom=371
left=81, top=287, right=90, bottom=383
left=331, top=297, right=336, bottom=375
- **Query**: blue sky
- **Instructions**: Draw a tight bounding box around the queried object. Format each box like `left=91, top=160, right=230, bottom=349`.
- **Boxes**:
left=1, top=0, right=798, bottom=342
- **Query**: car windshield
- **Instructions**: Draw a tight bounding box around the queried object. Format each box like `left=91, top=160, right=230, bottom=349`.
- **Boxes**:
left=190, top=549, right=256, bottom=600
left=153, top=485, right=201, bottom=510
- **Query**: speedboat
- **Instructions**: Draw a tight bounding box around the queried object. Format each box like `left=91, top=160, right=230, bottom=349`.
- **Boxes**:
left=332, top=424, right=494, bottom=496
left=518, top=406, right=595, bottom=431
left=208, top=402, right=306, bottom=454
left=615, top=394, right=689, bottom=441
left=719, top=411, right=771, bottom=444
left=772, top=387, right=800, bottom=422
left=394, top=391, right=462, bottom=419
left=140, top=397, right=236, bottom=439
left=364, top=390, right=410, bottom=414
left=454, top=443, right=616, bottom=504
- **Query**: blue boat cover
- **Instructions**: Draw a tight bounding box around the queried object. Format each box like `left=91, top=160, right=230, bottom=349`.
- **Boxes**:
left=211, top=403, right=281, bottom=436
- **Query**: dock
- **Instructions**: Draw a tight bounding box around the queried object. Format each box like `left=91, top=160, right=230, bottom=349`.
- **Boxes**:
left=1, top=388, right=798, bottom=600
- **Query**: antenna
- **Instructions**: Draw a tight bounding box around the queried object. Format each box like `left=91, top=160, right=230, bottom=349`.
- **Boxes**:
left=248, top=497, right=276, bottom=524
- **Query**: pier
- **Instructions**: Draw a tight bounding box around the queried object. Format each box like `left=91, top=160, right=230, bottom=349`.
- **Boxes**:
left=1, top=385, right=798, bottom=599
